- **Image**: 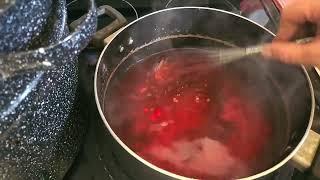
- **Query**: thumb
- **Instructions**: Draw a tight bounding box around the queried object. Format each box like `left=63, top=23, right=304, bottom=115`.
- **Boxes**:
left=262, top=42, right=320, bottom=65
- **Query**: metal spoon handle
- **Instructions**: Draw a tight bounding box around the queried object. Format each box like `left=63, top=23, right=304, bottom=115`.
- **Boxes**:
left=245, top=37, right=314, bottom=56
left=295, top=37, right=314, bottom=44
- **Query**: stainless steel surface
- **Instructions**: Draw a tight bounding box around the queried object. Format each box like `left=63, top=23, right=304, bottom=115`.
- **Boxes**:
left=208, top=37, right=314, bottom=66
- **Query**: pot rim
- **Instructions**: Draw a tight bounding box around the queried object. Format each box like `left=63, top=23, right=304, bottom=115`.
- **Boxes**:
left=94, top=6, right=315, bottom=180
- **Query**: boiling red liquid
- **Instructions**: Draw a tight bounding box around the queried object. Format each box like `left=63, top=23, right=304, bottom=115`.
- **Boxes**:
left=105, top=49, right=274, bottom=179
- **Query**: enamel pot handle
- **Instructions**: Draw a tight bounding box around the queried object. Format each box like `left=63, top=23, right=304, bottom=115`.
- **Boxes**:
left=0, top=0, right=97, bottom=80
left=70, top=5, right=127, bottom=49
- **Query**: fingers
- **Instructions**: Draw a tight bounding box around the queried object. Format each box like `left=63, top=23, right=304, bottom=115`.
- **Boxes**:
left=275, top=21, right=301, bottom=41
left=266, top=0, right=320, bottom=65
left=275, top=0, right=320, bottom=41
left=262, top=42, right=320, bottom=66
left=275, top=0, right=304, bottom=41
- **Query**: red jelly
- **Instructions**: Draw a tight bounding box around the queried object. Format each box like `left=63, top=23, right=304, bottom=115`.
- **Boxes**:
left=105, top=48, right=278, bottom=180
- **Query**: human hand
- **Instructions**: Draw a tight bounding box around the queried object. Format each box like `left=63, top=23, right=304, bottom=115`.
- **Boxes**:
left=262, top=0, right=320, bottom=66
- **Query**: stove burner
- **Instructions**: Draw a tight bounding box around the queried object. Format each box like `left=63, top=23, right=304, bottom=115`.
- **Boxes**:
left=121, top=0, right=139, bottom=19
left=164, top=0, right=240, bottom=14
left=63, top=1, right=319, bottom=179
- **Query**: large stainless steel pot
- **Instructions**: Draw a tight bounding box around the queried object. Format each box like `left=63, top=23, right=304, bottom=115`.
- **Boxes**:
left=94, top=7, right=320, bottom=180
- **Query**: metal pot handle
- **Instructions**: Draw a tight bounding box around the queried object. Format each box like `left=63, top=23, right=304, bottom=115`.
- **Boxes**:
left=103, top=27, right=126, bottom=46
left=291, top=130, right=320, bottom=177
left=0, top=0, right=97, bottom=80
left=313, top=145, right=320, bottom=177
left=70, top=5, right=127, bottom=49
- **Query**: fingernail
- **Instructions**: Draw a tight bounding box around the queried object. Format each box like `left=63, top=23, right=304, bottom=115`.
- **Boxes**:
left=262, top=45, right=272, bottom=59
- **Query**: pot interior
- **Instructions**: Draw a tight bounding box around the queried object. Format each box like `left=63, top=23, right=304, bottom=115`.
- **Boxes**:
left=95, top=7, right=313, bottom=180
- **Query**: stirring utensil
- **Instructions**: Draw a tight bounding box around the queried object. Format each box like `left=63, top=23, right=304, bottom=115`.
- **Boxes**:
left=205, top=37, right=314, bottom=65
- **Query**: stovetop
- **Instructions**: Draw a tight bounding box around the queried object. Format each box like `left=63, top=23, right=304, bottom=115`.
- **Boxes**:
left=63, top=0, right=320, bottom=179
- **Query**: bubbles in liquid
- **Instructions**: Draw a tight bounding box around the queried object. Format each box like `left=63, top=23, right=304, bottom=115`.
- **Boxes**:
left=105, top=48, right=277, bottom=179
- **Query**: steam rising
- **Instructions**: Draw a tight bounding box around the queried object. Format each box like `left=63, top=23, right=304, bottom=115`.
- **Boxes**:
left=100, top=6, right=312, bottom=180
left=145, top=137, right=249, bottom=178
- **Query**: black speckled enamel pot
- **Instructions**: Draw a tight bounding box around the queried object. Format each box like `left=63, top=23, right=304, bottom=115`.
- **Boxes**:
left=0, top=0, right=53, bottom=52
left=0, top=0, right=97, bottom=179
